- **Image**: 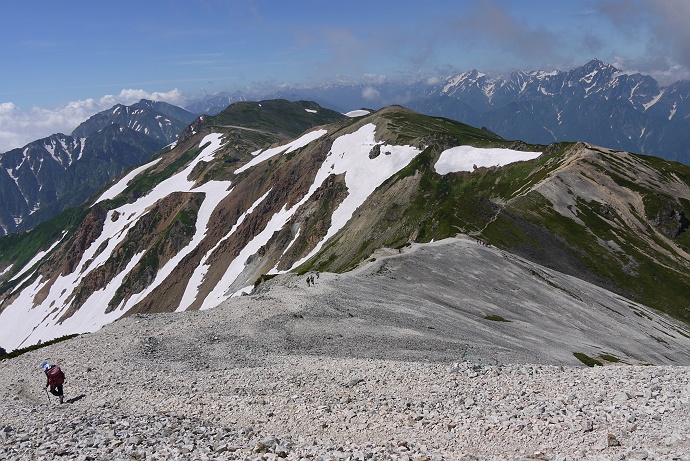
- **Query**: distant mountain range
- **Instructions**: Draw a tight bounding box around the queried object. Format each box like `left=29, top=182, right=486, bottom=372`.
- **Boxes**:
left=190, top=60, right=690, bottom=165
left=2, top=100, right=689, bottom=352
left=0, top=100, right=195, bottom=236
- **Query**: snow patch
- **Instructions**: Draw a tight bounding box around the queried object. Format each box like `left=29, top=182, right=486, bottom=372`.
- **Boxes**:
left=643, top=90, right=664, bottom=111
left=344, top=110, right=370, bottom=118
left=434, top=146, right=542, bottom=175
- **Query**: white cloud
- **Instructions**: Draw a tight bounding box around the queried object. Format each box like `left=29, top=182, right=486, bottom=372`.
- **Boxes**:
left=361, top=86, right=382, bottom=102
left=362, top=74, right=388, bottom=84
left=0, top=89, right=187, bottom=153
left=611, top=55, right=690, bottom=86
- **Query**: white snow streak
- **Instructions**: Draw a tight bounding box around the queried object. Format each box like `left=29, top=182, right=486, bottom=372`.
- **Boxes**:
left=94, top=158, right=161, bottom=205
left=9, top=232, right=67, bottom=282
left=290, top=124, right=420, bottom=269
left=200, top=202, right=298, bottom=310
left=5, top=168, right=20, bottom=189
left=95, top=158, right=162, bottom=204
left=76, top=138, right=86, bottom=162
left=44, top=140, right=58, bottom=163
left=176, top=188, right=271, bottom=312
left=234, top=129, right=327, bottom=174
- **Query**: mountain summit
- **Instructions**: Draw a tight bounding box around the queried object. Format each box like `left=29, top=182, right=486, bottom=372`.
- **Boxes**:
left=0, top=125, right=163, bottom=236
left=71, top=99, right=196, bottom=144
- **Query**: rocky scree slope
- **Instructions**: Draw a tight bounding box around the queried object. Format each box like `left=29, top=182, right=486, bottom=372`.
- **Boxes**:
left=1, top=238, right=690, bottom=460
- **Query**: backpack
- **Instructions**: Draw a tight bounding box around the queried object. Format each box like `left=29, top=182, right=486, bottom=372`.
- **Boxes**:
left=46, top=365, right=65, bottom=386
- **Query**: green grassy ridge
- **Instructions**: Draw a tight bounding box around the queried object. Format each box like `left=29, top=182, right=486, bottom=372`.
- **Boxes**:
left=338, top=129, right=690, bottom=324
left=397, top=146, right=564, bottom=244
left=382, top=111, right=503, bottom=146
left=209, top=99, right=346, bottom=138
left=490, top=191, right=690, bottom=323
left=569, top=159, right=690, bottom=319
left=303, top=133, right=560, bottom=273
left=296, top=109, right=511, bottom=272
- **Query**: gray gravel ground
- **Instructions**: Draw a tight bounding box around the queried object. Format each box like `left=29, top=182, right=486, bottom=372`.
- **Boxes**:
left=1, top=237, right=689, bottom=460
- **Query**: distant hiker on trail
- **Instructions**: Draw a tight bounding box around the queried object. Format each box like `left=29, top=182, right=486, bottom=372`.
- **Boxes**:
left=306, top=276, right=311, bottom=287
left=41, top=361, right=65, bottom=404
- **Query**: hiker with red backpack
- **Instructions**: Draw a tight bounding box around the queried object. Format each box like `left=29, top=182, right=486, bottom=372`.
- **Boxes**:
left=41, top=361, right=65, bottom=404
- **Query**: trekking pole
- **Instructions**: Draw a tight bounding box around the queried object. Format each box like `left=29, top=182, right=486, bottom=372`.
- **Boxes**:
left=44, top=387, right=51, bottom=404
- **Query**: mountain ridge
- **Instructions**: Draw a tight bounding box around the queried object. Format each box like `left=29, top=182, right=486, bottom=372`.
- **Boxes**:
left=1, top=102, right=689, bottom=352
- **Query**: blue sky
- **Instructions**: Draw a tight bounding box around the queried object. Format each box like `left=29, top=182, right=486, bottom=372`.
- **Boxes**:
left=1, top=0, right=689, bottom=152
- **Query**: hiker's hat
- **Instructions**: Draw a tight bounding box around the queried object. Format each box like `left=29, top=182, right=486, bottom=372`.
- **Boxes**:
left=40, top=361, right=50, bottom=371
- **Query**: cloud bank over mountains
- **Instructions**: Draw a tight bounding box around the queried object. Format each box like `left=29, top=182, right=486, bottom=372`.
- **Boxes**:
left=596, top=0, right=690, bottom=85
left=0, top=89, right=186, bottom=153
